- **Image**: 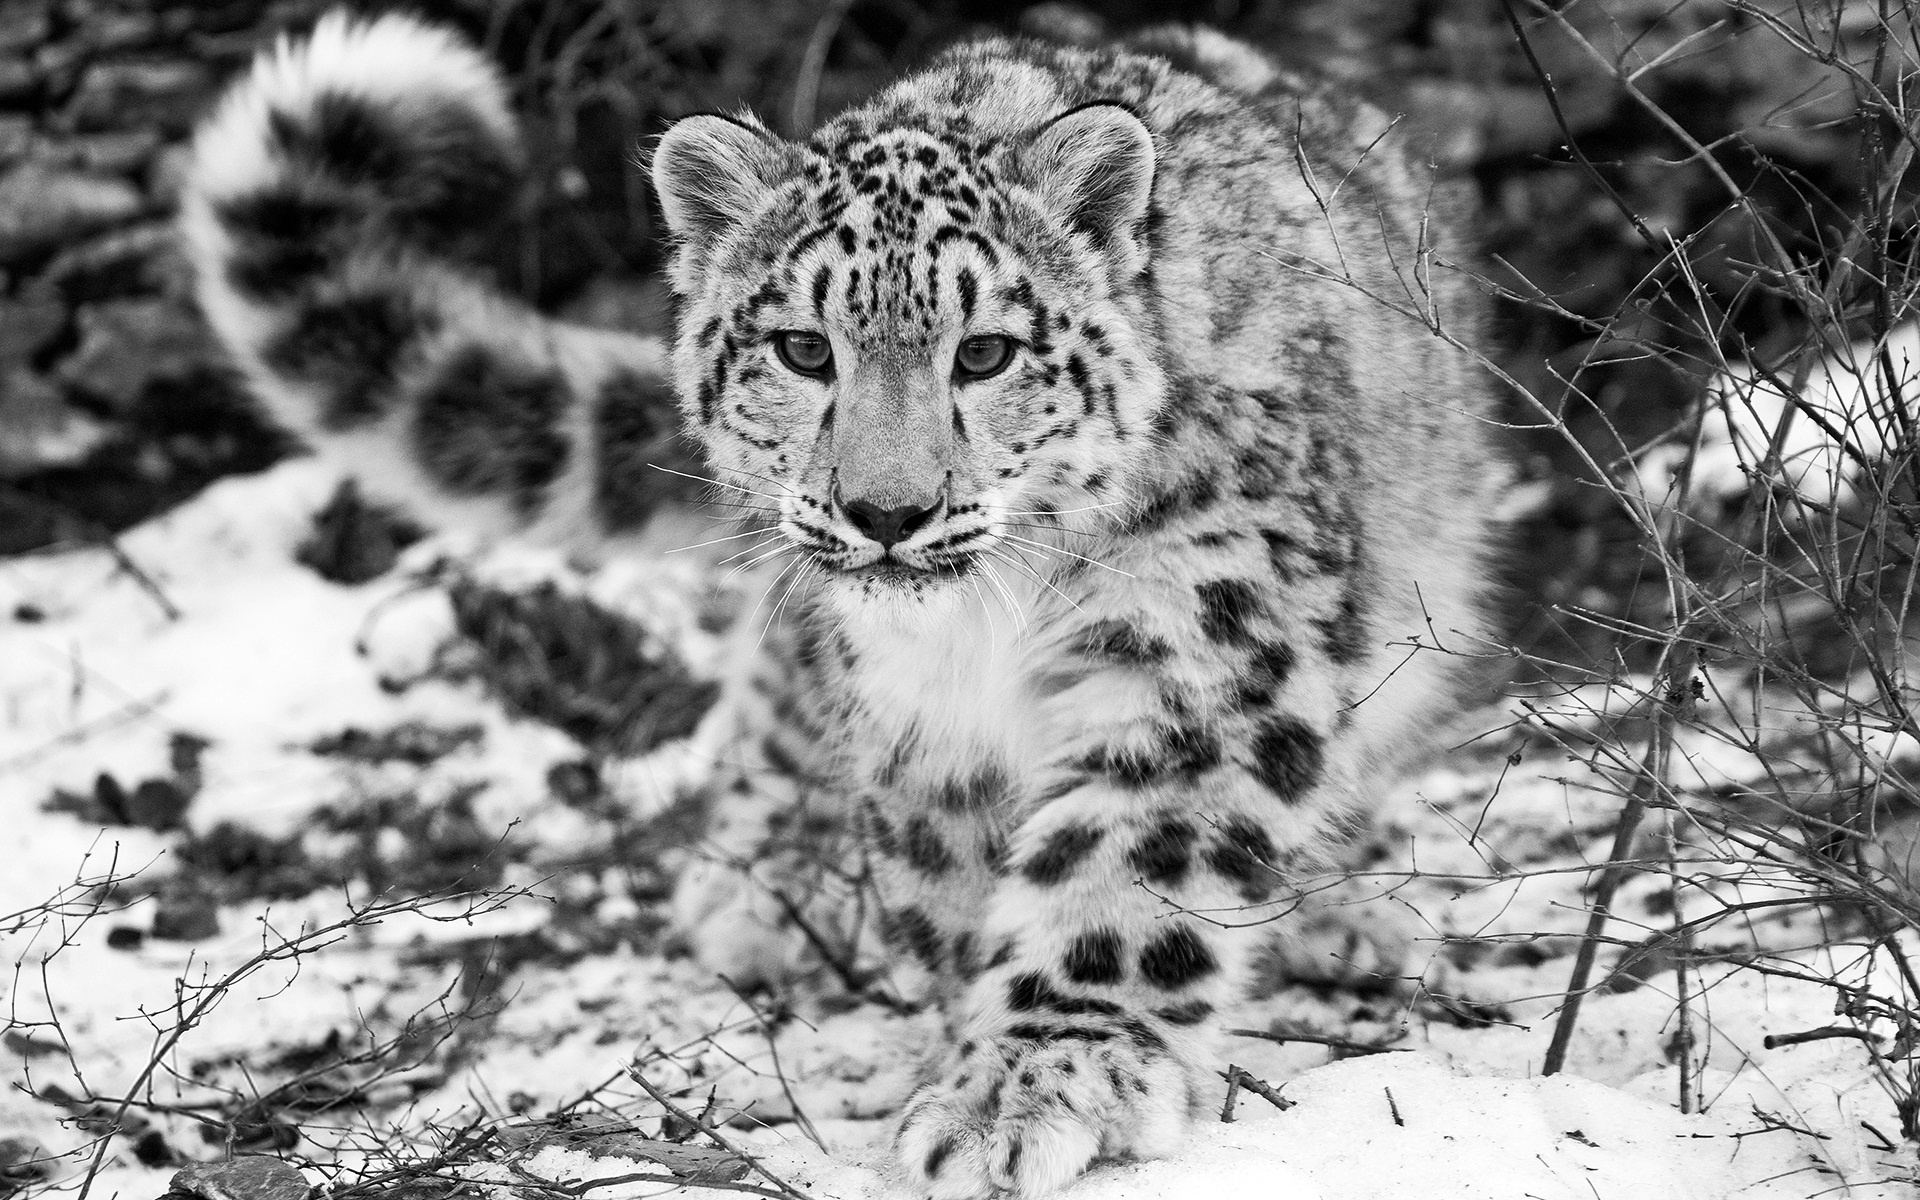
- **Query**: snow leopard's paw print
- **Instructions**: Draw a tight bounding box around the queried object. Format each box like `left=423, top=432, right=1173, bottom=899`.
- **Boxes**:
left=893, top=1033, right=1191, bottom=1198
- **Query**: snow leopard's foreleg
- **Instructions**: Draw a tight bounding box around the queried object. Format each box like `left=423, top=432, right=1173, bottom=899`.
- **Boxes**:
left=894, top=378, right=1392, bottom=1198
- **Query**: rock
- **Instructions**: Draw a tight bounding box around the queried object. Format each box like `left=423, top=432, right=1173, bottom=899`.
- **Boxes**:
left=0, top=368, right=100, bottom=477
left=42, top=219, right=185, bottom=300
left=151, top=886, right=219, bottom=941
left=0, top=163, right=143, bottom=266
left=0, top=56, right=36, bottom=105
left=58, top=297, right=209, bottom=412
left=63, top=59, right=213, bottom=135
left=0, top=114, right=30, bottom=162
left=126, top=778, right=191, bottom=831
left=51, top=127, right=161, bottom=174
left=91, top=771, right=128, bottom=821
left=0, top=293, right=64, bottom=362
left=0, top=1136, right=50, bottom=1189
left=170, top=731, right=209, bottom=792
left=32, top=40, right=86, bottom=103
left=168, top=1157, right=310, bottom=1200
left=74, top=12, right=159, bottom=53
left=104, top=925, right=143, bottom=949
left=295, top=478, right=427, bottom=585
left=130, top=1128, right=177, bottom=1167
left=0, top=2, right=50, bottom=55
left=145, top=141, right=190, bottom=205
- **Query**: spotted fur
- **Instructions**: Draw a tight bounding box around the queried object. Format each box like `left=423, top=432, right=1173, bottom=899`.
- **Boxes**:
left=184, top=14, right=1496, bottom=1198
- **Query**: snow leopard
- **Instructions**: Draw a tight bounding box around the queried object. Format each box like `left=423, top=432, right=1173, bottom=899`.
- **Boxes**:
left=182, top=11, right=1496, bottom=1197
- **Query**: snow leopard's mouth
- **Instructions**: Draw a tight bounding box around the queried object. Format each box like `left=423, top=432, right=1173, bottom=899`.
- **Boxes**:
left=840, top=555, right=976, bottom=586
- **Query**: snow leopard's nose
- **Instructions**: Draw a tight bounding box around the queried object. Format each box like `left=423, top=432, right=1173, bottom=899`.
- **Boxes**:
left=843, top=496, right=940, bottom=549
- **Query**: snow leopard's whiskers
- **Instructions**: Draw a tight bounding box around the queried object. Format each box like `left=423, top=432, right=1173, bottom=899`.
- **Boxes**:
left=989, top=545, right=1083, bottom=614
left=977, top=556, right=1028, bottom=630
left=989, top=501, right=1126, bottom=517
left=994, top=520, right=1100, bottom=538
left=666, top=526, right=785, bottom=555
left=968, top=575, right=1001, bottom=656
left=725, top=537, right=802, bottom=576
left=714, top=526, right=792, bottom=565
left=732, top=552, right=809, bottom=651
left=757, top=554, right=819, bottom=649
left=1002, top=534, right=1134, bottom=579
left=647, top=463, right=797, bottom=508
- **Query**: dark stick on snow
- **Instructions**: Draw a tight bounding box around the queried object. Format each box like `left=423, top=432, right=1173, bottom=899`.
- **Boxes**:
left=1385, top=1086, right=1404, bottom=1127
left=1218, top=1066, right=1294, bottom=1114
left=625, top=1066, right=816, bottom=1200
left=1762, top=1026, right=1880, bottom=1049
left=106, top=538, right=180, bottom=621
left=1227, top=1028, right=1408, bottom=1055
left=1540, top=738, right=1658, bottom=1076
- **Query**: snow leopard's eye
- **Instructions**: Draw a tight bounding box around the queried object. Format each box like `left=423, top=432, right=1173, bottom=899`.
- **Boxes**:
left=953, top=334, right=1014, bottom=381
left=775, top=331, right=833, bottom=377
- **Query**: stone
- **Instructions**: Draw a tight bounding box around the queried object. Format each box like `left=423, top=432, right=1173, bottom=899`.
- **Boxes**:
left=57, top=297, right=209, bottom=412
left=169, top=1156, right=310, bottom=1200
left=0, top=2, right=50, bottom=55
left=54, top=127, right=160, bottom=174
left=92, top=771, right=127, bottom=820
left=0, top=293, right=64, bottom=362
left=0, top=369, right=104, bottom=478
left=75, top=12, right=158, bottom=52
left=151, top=886, right=219, bottom=941
left=0, top=56, right=36, bottom=104
left=0, top=163, right=143, bottom=266
left=64, top=59, right=213, bottom=135
left=145, top=141, right=190, bottom=206
left=32, top=40, right=86, bottom=102
left=126, top=778, right=191, bottom=831
left=0, top=1136, right=50, bottom=1188
left=42, top=218, right=184, bottom=299
left=0, top=114, right=31, bottom=162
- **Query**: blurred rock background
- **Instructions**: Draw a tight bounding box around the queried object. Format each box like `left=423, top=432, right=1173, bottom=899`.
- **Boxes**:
left=0, top=0, right=1898, bottom=632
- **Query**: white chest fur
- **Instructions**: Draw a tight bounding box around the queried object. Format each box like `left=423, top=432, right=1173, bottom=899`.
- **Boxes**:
left=835, top=575, right=1054, bottom=785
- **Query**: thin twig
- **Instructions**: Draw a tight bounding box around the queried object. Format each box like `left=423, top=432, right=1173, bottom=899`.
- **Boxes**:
left=1226, top=1028, right=1409, bottom=1056
left=1763, top=1026, right=1882, bottom=1049
left=1218, top=1066, right=1294, bottom=1114
left=624, top=1066, right=815, bottom=1200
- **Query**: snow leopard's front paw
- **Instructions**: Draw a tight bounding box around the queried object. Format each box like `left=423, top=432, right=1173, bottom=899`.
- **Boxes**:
left=893, top=1031, right=1192, bottom=1198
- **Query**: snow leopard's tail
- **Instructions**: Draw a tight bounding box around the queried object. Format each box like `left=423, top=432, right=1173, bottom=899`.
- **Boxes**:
left=181, top=11, right=690, bottom=541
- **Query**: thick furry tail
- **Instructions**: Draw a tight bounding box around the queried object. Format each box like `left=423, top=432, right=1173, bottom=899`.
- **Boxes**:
left=181, top=11, right=689, bottom=540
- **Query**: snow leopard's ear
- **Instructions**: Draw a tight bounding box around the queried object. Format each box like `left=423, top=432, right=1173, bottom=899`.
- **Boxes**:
left=1018, top=102, right=1155, bottom=260
left=650, top=113, right=796, bottom=248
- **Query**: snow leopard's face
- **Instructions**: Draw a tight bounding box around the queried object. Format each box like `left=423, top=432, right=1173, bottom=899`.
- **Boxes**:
left=652, top=103, right=1165, bottom=615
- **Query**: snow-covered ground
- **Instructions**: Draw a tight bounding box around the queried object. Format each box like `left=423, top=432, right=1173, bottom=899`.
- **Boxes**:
left=3, top=460, right=1914, bottom=1199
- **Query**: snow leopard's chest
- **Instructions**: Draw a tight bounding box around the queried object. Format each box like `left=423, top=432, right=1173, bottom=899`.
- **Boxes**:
left=839, top=589, right=1053, bottom=794
left=823, top=561, right=1171, bottom=820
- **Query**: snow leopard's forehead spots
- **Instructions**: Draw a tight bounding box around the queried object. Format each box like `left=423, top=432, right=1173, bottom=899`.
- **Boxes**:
left=674, top=108, right=1164, bottom=597
left=718, top=124, right=1013, bottom=344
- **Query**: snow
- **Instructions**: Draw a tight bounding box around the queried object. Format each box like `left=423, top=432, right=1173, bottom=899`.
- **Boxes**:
left=1636, top=322, right=1920, bottom=511
left=3, top=460, right=1916, bottom=1200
